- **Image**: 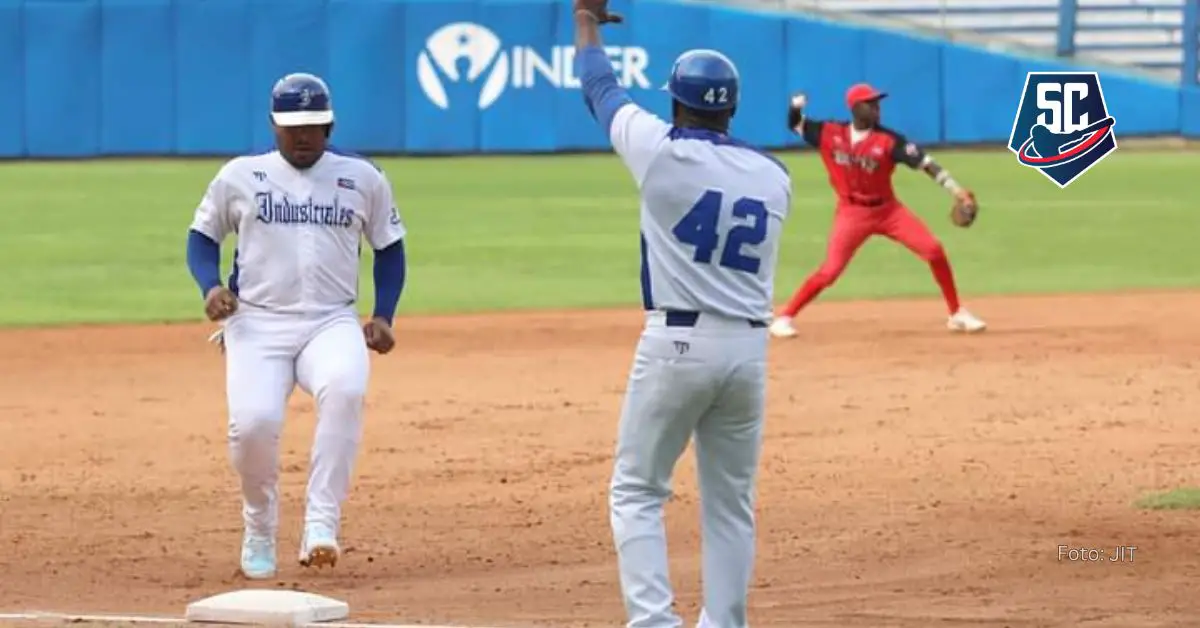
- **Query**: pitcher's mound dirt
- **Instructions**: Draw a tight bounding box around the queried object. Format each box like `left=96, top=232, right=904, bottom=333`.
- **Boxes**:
left=1, top=291, right=1198, bottom=628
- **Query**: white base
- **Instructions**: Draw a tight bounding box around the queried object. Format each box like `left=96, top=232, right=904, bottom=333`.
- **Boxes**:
left=185, top=589, right=349, bottom=625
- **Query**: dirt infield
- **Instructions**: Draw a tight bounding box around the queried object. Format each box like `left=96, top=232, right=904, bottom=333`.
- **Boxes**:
left=2, top=291, right=1199, bottom=628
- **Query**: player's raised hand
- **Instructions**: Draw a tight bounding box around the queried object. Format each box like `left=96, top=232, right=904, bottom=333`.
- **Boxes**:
left=573, top=0, right=623, bottom=24
left=362, top=317, right=396, bottom=355
left=787, top=92, right=807, bottom=132
left=204, top=286, right=238, bottom=322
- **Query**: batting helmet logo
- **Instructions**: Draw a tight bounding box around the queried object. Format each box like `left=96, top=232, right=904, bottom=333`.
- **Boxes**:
left=1007, top=72, right=1118, bottom=189
left=416, top=22, right=510, bottom=111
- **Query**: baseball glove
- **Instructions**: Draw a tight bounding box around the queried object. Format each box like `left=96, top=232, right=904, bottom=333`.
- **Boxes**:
left=574, top=0, right=623, bottom=23
left=951, top=190, right=979, bottom=228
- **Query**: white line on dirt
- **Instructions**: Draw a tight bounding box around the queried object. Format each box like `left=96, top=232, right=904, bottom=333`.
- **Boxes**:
left=0, top=610, right=508, bottom=628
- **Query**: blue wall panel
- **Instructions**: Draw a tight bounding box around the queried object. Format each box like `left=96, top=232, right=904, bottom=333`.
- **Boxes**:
left=327, top=0, right=407, bottom=153
left=861, top=29, right=943, bottom=144
left=1181, top=86, right=1200, bottom=136
left=710, top=5, right=788, bottom=147
left=2, top=0, right=1198, bottom=158
left=784, top=17, right=866, bottom=133
left=174, top=0, right=252, bottom=155
left=23, top=0, right=100, bottom=157
left=250, top=0, right=330, bottom=152
left=100, top=0, right=175, bottom=155
left=1016, top=58, right=1075, bottom=77
left=1101, top=74, right=1180, bottom=136
left=404, top=0, right=480, bottom=153
left=479, top=0, right=557, bottom=152
left=626, top=0, right=705, bottom=124
left=0, top=0, right=23, bottom=157
left=941, top=45, right=1022, bottom=144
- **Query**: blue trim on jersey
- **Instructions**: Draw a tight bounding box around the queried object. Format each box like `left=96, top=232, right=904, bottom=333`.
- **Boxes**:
left=576, top=45, right=633, bottom=136
left=668, top=127, right=789, bottom=176
left=229, top=247, right=241, bottom=296
left=639, top=233, right=654, bottom=310
left=372, top=239, right=406, bottom=325
left=327, top=145, right=383, bottom=172
left=186, top=229, right=222, bottom=298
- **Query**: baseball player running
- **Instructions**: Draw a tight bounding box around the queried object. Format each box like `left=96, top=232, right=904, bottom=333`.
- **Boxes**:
left=769, top=84, right=986, bottom=338
left=574, top=2, right=791, bottom=626
left=184, top=72, right=408, bottom=579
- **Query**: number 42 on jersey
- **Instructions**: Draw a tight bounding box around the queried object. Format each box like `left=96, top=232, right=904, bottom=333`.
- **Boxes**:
left=672, top=190, right=768, bottom=274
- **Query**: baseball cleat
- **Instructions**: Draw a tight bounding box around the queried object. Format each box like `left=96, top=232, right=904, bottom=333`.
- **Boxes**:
left=298, top=524, right=340, bottom=569
left=240, top=533, right=277, bottom=580
left=769, top=316, right=798, bottom=338
left=947, top=308, right=987, bottom=333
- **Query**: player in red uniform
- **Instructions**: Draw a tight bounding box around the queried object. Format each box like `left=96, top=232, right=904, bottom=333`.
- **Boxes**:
left=769, top=83, right=987, bottom=338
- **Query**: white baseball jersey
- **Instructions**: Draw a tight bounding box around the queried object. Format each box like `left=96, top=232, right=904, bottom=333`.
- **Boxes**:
left=610, top=104, right=792, bottom=322
left=190, top=149, right=407, bottom=314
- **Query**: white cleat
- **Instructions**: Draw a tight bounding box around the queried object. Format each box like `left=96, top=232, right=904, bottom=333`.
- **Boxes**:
left=769, top=316, right=798, bottom=338
left=947, top=308, right=987, bottom=333
left=298, top=524, right=340, bottom=569
left=240, top=533, right=277, bottom=580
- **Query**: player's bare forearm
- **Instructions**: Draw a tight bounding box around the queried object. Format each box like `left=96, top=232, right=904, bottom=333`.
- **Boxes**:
left=573, top=0, right=621, bottom=49
left=894, top=139, right=978, bottom=224
left=919, top=157, right=965, bottom=196
left=574, top=10, right=601, bottom=50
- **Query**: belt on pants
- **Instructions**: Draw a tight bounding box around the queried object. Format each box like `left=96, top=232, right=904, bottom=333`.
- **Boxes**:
left=846, top=195, right=889, bottom=207
left=663, top=310, right=767, bottom=329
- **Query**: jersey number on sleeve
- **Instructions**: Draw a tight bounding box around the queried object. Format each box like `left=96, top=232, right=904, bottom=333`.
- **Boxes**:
left=671, top=189, right=767, bottom=274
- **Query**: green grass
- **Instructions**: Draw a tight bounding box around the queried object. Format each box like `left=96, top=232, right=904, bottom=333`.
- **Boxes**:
left=1134, top=488, right=1200, bottom=510
left=0, top=147, right=1196, bottom=327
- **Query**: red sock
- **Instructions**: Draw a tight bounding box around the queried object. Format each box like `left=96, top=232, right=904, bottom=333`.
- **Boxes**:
left=929, top=256, right=961, bottom=314
left=781, top=275, right=828, bottom=317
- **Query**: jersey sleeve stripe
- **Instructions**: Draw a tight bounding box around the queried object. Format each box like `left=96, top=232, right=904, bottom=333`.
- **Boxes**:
left=639, top=233, right=654, bottom=310
left=667, top=127, right=789, bottom=177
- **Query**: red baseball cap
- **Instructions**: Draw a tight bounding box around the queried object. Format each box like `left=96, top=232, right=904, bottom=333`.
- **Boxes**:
left=846, top=83, right=887, bottom=109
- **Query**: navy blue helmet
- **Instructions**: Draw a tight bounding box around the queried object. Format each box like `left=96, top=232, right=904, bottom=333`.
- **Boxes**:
left=270, top=72, right=335, bottom=127
left=665, top=49, right=740, bottom=112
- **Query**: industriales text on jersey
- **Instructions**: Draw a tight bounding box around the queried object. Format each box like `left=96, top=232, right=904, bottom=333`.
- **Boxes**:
left=254, top=192, right=355, bottom=228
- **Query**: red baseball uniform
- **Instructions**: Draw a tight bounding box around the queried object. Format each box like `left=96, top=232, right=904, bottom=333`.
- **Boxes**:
left=778, top=99, right=962, bottom=319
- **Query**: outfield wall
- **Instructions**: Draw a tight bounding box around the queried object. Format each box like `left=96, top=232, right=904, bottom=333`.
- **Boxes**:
left=1, top=0, right=1197, bottom=158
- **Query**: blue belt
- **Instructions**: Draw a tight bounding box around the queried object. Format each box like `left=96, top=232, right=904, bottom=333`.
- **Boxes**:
left=663, top=310, right=767, bottom=329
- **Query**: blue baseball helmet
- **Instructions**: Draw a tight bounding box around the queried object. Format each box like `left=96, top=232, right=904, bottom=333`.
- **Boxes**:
left=270, top=72, right=334, bottom=127
left=665, top=49, right=740, bottom=112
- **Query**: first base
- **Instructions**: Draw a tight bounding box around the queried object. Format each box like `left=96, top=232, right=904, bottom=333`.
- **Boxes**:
left=185, top=589, right=349, bottom=625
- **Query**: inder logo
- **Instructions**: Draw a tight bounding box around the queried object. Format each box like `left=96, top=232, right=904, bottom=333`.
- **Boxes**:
left=416, top=23, right=509, bottom=111
left=415, top=22, right=652, bottom=111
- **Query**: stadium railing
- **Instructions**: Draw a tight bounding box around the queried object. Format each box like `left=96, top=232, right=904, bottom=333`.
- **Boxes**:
left=723, top=0, right=1199, bottom=85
